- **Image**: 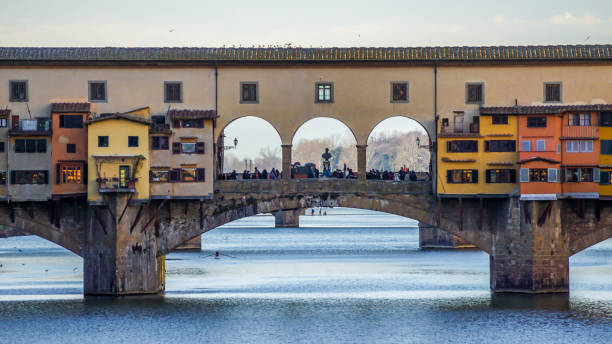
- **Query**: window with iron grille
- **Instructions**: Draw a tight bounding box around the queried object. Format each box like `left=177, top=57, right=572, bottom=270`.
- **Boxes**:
left=315, top=83, right=333, bottom=103
left=600, top=112, right=612, bottom=127
left=486, top=169, right=516, bottom=183
left=98, top=136, right=109, bottom=147
left=151, top=136, right=169, bottom=150
left=527, top=116, right=546, bottom=128
left=528, top=168, right=548, bottom=182
left=465, top=83, right=483, bottom=104
left=391, top=82, right=408, bottom=102
left=446, top=169, right=478, bottom=183
left=66, top=143, right=76, bottom=153
left=164, top=82, right=182, bottom=103
left=544, top=82, right=561, bottom=102
left=491, top=115, right=508, bottom=125
left=447, top=140, right=478, bottom=152
left=9, top=81, right=28, bottom=102
left=59, top=115, right=83, bottom=128
left=484, top=140, right=515, bottom=152
left=14, top=139, right=46, bottom=153
left=88, top=81, right=107, bottom=102
left=240, top=82, right=258, bottom=103
left=10, top=170, right=48, bottom=184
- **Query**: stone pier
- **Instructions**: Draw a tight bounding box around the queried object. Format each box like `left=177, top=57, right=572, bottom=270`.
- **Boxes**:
left=273, top=209, right=304, bottom=228
left=173, top=235, right=202, bottom=251
left=418, top=222, right=475, bottom=249
left=490, top=199, right=569, bottom=293
left=84, top=193, right=165, bottom=295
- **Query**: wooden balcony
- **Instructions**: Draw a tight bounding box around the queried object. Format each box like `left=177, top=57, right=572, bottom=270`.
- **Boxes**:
left=560, top=126, right=598, bottom=139
left=439, top=123, right=480, bottom=138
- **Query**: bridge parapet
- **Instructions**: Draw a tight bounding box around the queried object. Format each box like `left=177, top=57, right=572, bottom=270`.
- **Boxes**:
left=215, top=179, right=432, bottom=195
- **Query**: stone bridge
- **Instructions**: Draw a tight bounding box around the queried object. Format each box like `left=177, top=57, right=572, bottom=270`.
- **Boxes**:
left=1, top=180, right=611, bottom=296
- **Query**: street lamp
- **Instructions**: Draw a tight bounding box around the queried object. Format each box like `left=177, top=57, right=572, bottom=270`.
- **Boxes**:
left=224, top=137, right=238, bottom=150
left=416, top=137, right=430, bottom=149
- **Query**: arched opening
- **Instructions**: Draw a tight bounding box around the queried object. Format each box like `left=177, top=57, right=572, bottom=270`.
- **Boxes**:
left=366, top=116, right=431, bottom=180
left=219, top=116, right=282, bottom=179
left=291, top=117, right=358, bottom=178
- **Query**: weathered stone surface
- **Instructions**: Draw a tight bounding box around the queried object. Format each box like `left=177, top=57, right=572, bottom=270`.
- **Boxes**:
left=418, top=222, right=475, bottom=249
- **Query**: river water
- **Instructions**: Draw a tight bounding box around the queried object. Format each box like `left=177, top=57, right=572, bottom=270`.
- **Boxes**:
left=0, top=208, right=611, bottom=343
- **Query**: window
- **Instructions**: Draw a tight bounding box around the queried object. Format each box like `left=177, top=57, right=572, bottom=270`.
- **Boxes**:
left=566, top=140, right=592, bottom=153
left=151, top=136, right=169, bottom=150
left=569, top=113, right=590, bottom=126
left=529, top=168, right=548, bottom=182
left=10, top=170, right=47, bottom=184
left=66, top=143, right=76, bottom=153
left=240, top=82, right=258, bottom=103
left=492, top=115, right=508, bottom=125
left=580, top=140, right=593, bottom=152
left=60, top=165, right=82, bottom=184
left=465, top=83, right=483, bottom=104
left=181, top=167, right=197, bottom=182
left=447, top=140, right=478, bottom=153
left=600, top=112, right=612, bottom=127
left=150, top=170, right=169, bottom=183
left=485, top=140, right=515, bottom=152
left=128, top=136, right=139, bottom=147
left=521, top=140, right=531, bottom=152
left=315, top=82, right=333, bottom=103
left=14, top=139, right=45, bottom=153
left=602, top=140, right=612, bottom=155
left=98, top=136, right=109, bottom=147
left=565, top=168, right=596, bottom=182
left=181, top=119, right=204, bottom=128
left=391, top=82, right=408, bottom=102
left=9, top=80, right=28, bottom=102
left=527, top=117, right=547, bottom=128
left=600, top=170, right=612, bottom=185
left=544, top=82, right=561, bottom=102
left=181, top=142, right=196, bottom=153
left=88, top=81, right=107, bottom=102
left=59, top=115, right=83, bottom=128
left=0, top=172, right=6, bottom=185
left=446, top=169, right=478, bottom=183
left=0, top=142, right=4, bottom=153
left=0, top=118, right=7, bottom=127
left=536, top=140, right=546, bottom=152
left=164, top=82, right=182, bottom=103
left=486, top=169, right=516, bottom=183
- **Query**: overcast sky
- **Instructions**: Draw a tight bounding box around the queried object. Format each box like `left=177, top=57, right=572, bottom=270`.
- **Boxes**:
left=3, top=0, right=611, bottom=160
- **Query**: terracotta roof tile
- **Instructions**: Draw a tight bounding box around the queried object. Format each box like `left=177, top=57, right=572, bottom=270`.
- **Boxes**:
left=1, top=45, right=612, bottom=63
left=168, top=109, right=217, bottom=120
left=51, top=102, right=91, bottom=113
left=480, top=104, right=612, bottom=115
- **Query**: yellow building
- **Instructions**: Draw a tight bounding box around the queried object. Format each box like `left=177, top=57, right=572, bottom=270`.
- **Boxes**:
left=437, top=109, right=518, bottom=197
left=86, top=107, right=151, bottom=203
left=599, top=110, right=612, bottom=198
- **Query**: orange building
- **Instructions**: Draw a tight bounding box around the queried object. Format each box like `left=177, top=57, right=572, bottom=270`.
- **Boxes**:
left=51, top=103, right=90, bottom=199
left=559, top=109, right=599, bottom=199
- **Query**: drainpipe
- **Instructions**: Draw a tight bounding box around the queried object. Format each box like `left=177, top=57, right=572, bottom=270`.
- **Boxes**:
left=433, top=60, right=438, bottom=195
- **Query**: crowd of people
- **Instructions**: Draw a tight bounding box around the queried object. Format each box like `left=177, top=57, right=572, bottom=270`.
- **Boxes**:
left=366, top=167, right=418, bottom=181
left=218, top=167, right=281, bottom=180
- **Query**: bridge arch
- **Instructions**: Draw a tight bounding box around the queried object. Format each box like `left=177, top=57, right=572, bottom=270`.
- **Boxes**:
left=217, top=115, right=283, bottom=174
left=366, top=116, right=432, bottom=173
left=291, top=117, right=358, bottom=172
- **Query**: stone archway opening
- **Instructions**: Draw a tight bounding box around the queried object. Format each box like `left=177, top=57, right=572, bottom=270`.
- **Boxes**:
left=291, top=117, right=358, bottom=178
left=366, top=116, right=431, bottom=180
left=218, top=116, right=282, bottom=179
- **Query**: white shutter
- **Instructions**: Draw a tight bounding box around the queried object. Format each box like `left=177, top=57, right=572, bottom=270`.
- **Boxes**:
left=548, top=168, right=558, bottom=183
left=521, top=141, right=531, bottom=152
left=520, top=168, right=529, bottom=183
left=556, top=143, right=561, bottom=154
left=594, top=168, right=601, bottom=183
left=536, top=140, right=546, bottom=152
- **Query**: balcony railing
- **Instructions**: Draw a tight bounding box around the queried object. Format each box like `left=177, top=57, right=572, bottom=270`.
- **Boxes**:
left=9, top=119, right=52, bottom=136
left=149, top=123, right=171, bottom=134
left=97, top=178, right=138, bottom=193
left=439, top=123, right=480, bottom=137
left=561, top=126, right=598, bottom=139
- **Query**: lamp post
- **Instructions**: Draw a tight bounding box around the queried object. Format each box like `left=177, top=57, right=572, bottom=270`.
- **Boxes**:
left=224, top=136, right=238, bottom=150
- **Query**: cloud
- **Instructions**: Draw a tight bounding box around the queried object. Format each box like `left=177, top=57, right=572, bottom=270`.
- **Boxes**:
left=549, top=12, right=602, bottom=25
left=490, top=15, right=524, bottom=25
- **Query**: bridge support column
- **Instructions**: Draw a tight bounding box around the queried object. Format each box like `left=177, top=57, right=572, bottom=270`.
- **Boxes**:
left=418, top=222, right=475, bottom=249
left=281, top=144, right=292, bottom=179
left=84, top=193, right=165, bottom=296
left=273, top=209, right=304, bottom=228
left=490, top=199, right=569, bottom=294
left=356, top=144, right=367, bottom=181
